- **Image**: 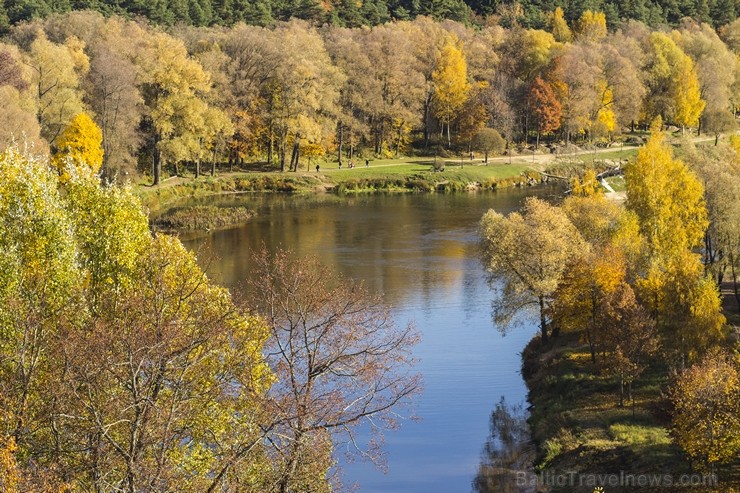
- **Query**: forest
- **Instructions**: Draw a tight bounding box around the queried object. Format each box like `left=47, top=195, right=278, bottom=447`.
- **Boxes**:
left=1, top=0, right=739, bottom=34
left=0, top=9, right=739, bottom=185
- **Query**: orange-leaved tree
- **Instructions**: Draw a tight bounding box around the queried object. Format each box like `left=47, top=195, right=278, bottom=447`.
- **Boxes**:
left=527, top=76, right=561, bottom=148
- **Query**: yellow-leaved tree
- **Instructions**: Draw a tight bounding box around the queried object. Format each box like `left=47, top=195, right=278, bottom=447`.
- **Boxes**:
left=480, top=197, right=585, bottom=343
left=574, top=10, right=607, bottom=42
left=548, top=7, right=572, bottom=42
left=592, top=82, right=616, bottom=139
left=627, top=119, right=724, bottom=364
left=0, top=146, right=274, bottom=492
left=669, top=349, right=740, bottom=470
left=570, top=168, right=602, bottom=197
left=433, top=34, right=470, bottom=148
left=555, top=192, right=648, bottom=365
left=52, top=112, right=104, bottom=180
left=25, top=31, right=88, bottom=144
left=552, top=246, right=627, bottom=363
left=626, top=117, right=708, bottom=259
left=645, top=33, right=705, bottom=130
left=672, top=56, right=705, bottom=130
left=136, top=32, right=226, bottom=184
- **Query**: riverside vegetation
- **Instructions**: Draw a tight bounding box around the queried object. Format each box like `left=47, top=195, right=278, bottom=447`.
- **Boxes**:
left=152, top=205, right=256, bottom=231
left=479, top=120, right=740, bottom=492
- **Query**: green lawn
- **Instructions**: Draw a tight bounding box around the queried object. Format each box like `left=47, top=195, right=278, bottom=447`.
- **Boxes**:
left=318, top=157, right=534, bottom=180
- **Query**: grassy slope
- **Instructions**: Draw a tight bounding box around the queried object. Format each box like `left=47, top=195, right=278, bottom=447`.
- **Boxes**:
left=523, top=333, right=740, bottom=493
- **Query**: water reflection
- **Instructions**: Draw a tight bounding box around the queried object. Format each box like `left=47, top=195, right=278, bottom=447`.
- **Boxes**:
left=177, top=189, right=561, bottom=492
left=473, top=398, right=537, bottom=493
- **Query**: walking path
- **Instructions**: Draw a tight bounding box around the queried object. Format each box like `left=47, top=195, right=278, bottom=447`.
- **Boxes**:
left=600, top=178, right=616, bottom=193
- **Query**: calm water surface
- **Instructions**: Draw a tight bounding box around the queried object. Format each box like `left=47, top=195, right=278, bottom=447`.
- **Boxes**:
left=180, top=188, right=560, bottom=493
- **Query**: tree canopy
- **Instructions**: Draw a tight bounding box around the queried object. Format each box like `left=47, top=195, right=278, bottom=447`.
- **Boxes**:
left=2, top=0, right=739, bottom=31
left=0, top=11, right=735, bottom=183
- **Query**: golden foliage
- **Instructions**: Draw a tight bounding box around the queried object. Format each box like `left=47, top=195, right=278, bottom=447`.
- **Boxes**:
left=480, top=197, right=584, bottom=341
left=626, top=118, right=708, bottom=259
left=433, top=34, right=471, bottom=124
left=574, top=11, right=607, bottom=42
left=645, top=33, right=706, bottom=128
left=0, top=147, right=274, bottom=492
left=570, top=168, right=602, bottom=197
left=670, top=349, right=740, bottom=468
left=548, top=7, right=572, bottom=43
left=52, top=112, right=104, bottom=180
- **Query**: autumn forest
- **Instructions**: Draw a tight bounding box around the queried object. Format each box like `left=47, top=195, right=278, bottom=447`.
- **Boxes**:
left=0, top=9, right=738, bottom=184
left=0, top=3, right=740, bottom=493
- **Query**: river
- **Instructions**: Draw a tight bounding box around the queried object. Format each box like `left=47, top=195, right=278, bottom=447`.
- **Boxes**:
left=179, top=187, right=560, bottom=493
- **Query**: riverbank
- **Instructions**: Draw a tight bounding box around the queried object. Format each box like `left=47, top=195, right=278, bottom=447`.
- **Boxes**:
left=135, top=150, right=637, bottom=214
left=522, top=333, right=740, bottom=493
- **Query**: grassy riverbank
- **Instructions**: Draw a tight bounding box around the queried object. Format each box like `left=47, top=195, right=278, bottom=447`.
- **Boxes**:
left=135, top=149, right=638, bottom=214
left=522, top=333, right=740, bottom=493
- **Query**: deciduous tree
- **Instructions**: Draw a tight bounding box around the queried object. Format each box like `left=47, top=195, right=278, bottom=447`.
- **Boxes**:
left=262, top=21, right=343, bottom=170
left=0, top=45, right=44, bottom=151
left=627, top=120, right=723, bottom=364
left=574, top=10, right=607, bottom=42
left=687, top=141, right=740, bottom=297
left=669, top=349, right=740, bottom=470
left=644, top=33, right=705, bottom=129
left=472, top=127, right=505, bottom=163
left=245, top=249, right=421, bottom=493
left=480, top=197, right=584, bottom=343
left=548, top=7, right=571, bottom=42
left=55, top=235, right=272, bottom=493
left=25, top=31, right=87, bottom=144
left=51, top=112, right=103, bottom=179
left=701, top=108, right=735, bottom=144
left=552, top=247, right=627, bottom=363
left=527, top=76, right=561, bottom=147
left=626, top=118, right=708, bottom=259
left=600, top=283, right=659, bottom=409
left=84, top=27, right=144, bottom=182
left=355, top=23, right=425, bottom=157
left=135, top=31, right=213, bottom=184
left=433, top=34, right=471, bottom=147
left=0, top=146, right=275, bottom=492
left=678, top=22, right=736, bottom=133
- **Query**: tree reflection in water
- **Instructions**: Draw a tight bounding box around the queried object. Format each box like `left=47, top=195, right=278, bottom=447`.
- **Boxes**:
left=473, top=397, right=538, bottom=493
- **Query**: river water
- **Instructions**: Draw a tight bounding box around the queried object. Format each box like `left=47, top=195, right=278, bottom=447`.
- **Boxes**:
left=179, top=187, right=560, bottom=493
